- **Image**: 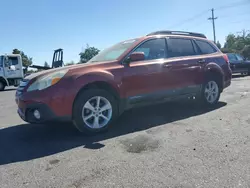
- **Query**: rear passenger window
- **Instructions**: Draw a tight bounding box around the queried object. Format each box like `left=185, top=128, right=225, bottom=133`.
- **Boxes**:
left=195, top=40, right=217, bottom=54
left=167, top=38, right=196, bottom=58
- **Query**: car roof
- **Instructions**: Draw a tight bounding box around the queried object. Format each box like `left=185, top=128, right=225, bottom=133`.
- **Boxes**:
left=147, top=30, right=207, bottom=39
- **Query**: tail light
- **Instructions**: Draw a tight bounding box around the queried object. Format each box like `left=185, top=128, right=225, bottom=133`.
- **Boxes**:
left=223, top=54, right=230, bottom=65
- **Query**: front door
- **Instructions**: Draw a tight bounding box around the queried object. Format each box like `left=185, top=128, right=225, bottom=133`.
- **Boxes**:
left=0, top=56, right=5, bottom=77
left=4, top=56, right=23, bottom=79
left=121, top=38, right=168, bottom=103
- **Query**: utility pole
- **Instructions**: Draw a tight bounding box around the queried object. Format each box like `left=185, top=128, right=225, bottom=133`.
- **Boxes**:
left=208, top=8, right=217, bottom=43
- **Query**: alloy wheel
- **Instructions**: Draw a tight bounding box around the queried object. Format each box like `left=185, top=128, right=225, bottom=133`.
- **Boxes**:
left=204, top=81, right=219, bottom=104
left=0, top=82, right=4, bottom=91
left=81, top=96, right=112, bottom=129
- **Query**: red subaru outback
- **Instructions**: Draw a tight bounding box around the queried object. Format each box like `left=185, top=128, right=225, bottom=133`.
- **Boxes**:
left=16, top=31, right=232, bottom=134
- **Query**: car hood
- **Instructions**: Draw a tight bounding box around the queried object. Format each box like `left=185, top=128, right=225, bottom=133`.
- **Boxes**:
left=25, top=61, right=115, bottom=80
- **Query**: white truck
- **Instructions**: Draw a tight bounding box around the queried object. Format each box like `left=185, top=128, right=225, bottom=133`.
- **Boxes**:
left=0, top=54, right=24, bottom=91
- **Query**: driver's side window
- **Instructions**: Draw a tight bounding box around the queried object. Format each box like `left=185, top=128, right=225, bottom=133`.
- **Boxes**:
left=134, top=38, right=166, bottom=61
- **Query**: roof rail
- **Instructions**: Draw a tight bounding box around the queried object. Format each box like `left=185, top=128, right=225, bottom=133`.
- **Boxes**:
left=147, top=30, right=207, bottom=38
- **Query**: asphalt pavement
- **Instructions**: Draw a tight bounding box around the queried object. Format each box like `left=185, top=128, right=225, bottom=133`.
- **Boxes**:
left=1, top=75, right=250, bottom=188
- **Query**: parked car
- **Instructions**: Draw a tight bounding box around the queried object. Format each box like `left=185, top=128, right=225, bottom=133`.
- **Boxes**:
left=227, top=53, right=250, bottom=75
left=16, top=30, right=232, bottom=134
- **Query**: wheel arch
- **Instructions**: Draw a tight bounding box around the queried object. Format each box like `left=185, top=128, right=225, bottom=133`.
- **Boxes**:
left=205, top=68, right=224, bottom=92
left=0, top=76, right=9, bottom=86
left=72, top=81, right=121, bottom=115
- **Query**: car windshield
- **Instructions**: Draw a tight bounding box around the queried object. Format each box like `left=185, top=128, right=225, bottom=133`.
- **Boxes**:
left=88, top=39, right=138, bottom=63
left=235, top=54, right=244, bottom=61
left=227, top=53, right=237, bottom=61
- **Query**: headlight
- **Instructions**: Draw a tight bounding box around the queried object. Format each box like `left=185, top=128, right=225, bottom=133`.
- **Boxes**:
left=27, top=70, right=68, bottom=92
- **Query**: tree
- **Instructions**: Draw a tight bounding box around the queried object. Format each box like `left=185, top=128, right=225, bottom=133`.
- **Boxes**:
left=12, top=49, right=33, bottom=68
left=216, top=41, right=221, bottom=49
left=223, top=30, right=250, bottom=59
left=65, top=61, right=75, bottom=66
left=242, top=45, right=250, bottom=59
left=44, top=61, right=50, bottom=67
left=79, top=44, right=100, bottom=63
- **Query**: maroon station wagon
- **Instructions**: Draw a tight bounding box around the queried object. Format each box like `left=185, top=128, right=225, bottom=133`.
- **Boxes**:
left=16, top=30, right=232, bottom=134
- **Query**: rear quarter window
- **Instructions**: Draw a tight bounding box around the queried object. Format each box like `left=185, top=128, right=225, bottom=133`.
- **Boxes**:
left=195, top=40, right=217, bottom=54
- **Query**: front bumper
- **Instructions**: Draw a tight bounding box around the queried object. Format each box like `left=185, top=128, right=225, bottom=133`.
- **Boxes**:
left=16, top=97, right=70, bottom=123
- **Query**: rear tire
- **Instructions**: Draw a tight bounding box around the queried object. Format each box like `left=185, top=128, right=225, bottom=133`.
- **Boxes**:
left=0, top=81, right=5, bottom=91
left=197, top=77, right=221, bottom=106
left=72, top=89, right=118, bottom=135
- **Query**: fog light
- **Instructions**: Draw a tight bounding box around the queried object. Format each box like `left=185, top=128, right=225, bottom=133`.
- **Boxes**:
left=33, top=109, right=41, bottom=119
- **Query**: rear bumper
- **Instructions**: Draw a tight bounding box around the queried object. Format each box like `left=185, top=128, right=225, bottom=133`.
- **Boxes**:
left=16, top=99, right=70, bottom=123
left=223, top=79, right=231, bottom=90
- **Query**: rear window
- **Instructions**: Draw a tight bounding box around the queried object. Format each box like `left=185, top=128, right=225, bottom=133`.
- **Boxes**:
left=195, top=40, right=217, bottom=54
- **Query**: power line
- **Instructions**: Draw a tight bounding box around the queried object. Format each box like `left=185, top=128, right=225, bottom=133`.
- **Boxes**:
left=168, top=0, right=249, bottom=31
left=218, top=11, right=250, bottom=19
left=168, top=10, right=209, bottom=29
left=227, top=19, right=250, bottom=24
left=215, top=0, right=250, bottom=10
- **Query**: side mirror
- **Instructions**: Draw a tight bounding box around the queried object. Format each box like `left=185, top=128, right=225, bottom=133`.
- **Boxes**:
left=129, top=52, right=145, bottom=62
left=123, top=52, right=145, bottom=65
left=10, top=65, right=16, bottom=71
left=4, top=56, right=9, bottom=67
left=4, top=56, right=9, bottom=63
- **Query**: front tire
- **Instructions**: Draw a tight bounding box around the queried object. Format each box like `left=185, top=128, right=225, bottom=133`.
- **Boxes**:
left=72, top=89, right=118, bottom=135
left=197, top=78, right=220, bottom=106
left=0, top=81, right=5, bottom=91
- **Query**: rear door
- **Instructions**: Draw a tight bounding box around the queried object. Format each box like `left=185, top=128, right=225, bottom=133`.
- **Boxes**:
left=163, top=37, right=204, bottom=95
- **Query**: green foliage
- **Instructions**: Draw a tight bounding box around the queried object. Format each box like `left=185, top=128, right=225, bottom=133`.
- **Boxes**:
left=223, top=30, right=250, bottom=59
left=65, top=61, right=75, bottom=66
left=242, top=45, right=250, bottom=59
left=12, top=49, right=33, bottom=68
left=79, top=44, right=100, bottom=63
left=44, top=61, right=50, bottom=67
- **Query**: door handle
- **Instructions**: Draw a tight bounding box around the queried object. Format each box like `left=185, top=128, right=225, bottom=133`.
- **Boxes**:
left=163, top=64, right=172, bottom=68
left=198, top=59, right=206, bottom=64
